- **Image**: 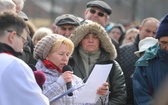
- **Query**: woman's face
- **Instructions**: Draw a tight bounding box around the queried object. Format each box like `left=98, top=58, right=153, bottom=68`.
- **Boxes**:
left=81, top=33, right=100, bottom=52
left=46, top=44, right=71, bottom=69
left=109, top=28, right=121, bottom=41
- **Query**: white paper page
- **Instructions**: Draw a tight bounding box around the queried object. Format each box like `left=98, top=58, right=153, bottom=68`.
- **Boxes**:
left=75, top=64, right=113, bottom=104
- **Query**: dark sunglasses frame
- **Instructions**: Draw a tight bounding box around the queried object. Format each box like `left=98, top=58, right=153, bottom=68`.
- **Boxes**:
left=89, top=8, right=105, bottom=17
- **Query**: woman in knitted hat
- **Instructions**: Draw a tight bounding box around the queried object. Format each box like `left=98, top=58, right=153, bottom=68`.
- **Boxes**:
left=33, top=34, right=109, bottom=105
left=69, top=21, right=126, bottom=105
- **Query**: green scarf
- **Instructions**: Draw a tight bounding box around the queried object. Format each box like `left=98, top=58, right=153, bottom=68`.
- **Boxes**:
left=79, top=46, right=101, bottom=77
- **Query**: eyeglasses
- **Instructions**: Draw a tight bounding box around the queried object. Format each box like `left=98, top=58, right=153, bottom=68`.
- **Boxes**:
left=7, top=30, right=28, bottom=47
left=88, top=8, right=106, bottom=17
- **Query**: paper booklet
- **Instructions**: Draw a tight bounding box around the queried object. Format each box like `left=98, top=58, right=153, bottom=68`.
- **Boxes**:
left=50, top=63, right=112, bottom=104
left=75, top=64, right=113, bottom=104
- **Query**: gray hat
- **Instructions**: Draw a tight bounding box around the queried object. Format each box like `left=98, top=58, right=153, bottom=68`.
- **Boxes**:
left=86, top=0, right=112, bottom=15
left=33, top=34, right=64, bottom=60
left=55, top=14, right=80, bottom=26
left=18, top=11, right=28, bottom=21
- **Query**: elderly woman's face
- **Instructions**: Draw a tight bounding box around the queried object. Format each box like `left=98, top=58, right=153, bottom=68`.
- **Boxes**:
left=81, top=33, right=100, bottom=52
left=46, top=44, right=71, bottom=69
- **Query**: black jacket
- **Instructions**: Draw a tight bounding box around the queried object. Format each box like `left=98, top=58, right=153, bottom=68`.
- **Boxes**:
left=69, top=48, right=127, bottom=105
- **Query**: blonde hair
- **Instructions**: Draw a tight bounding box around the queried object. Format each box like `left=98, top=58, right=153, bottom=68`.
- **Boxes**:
left=126, top=28, right=139, bottom=35
left=32, top=27, right=52, bottom=45
left=49, top=38, right=74, bottom=57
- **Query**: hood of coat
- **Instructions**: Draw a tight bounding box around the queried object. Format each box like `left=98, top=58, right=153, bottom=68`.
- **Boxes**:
left=70, top=22, right=117, bottom=59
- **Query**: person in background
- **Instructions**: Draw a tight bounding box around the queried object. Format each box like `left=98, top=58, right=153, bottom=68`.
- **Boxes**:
left=17, top=11, right=37, bottom=66
left=69, top=21, right=126, bottom=105
left=107, top=24, right=126, bottom=45
left=119, top=17, right=160, bottom=105
left=134, top=37, right=158, bottom=58
left=105, top=22, right=114, bottom=32
left=84, top=0, right=111, bottom=27
left=0, top=11, right=49, bottom=105
left=122, top=28, right=139, bottom=46
left=54, top=14, right=80, bottom=38
left=133, top=14, right=168, bottom=105
left=84, top=0, right=121, bottom=62
left=32, top=27, right=53, bottom=46
left=25, top=20, right=37, bottom=38
left=33, top=34, right=109, bottom=105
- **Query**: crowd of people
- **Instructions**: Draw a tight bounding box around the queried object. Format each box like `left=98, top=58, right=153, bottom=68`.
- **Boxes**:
left=0, top=0, right=168, bottom=105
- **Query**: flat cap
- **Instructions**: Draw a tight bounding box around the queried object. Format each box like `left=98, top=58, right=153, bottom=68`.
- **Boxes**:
left=55, top=14, right=80, bottom=26
left=86, top=0, right=112, bottom=15
left=18, top=11, right=28, bottom=21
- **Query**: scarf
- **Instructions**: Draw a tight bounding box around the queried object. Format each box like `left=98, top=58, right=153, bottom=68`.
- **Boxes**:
left=0, top=43, right=22, bottom=57
left=79, top=46, right=100, bottom=77
left=42, top=59, right=62, bottom=73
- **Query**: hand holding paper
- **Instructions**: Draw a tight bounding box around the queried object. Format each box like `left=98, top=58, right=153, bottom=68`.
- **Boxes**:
left=97, top=82, right=109, bottom=96
left=75, top=64, right=113, bottom=104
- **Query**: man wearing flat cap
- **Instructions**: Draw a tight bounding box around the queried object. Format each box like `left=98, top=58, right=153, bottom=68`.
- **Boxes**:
left=54, top=14, right=80, bottom=38
left=84, top=0, right=112, bottom=27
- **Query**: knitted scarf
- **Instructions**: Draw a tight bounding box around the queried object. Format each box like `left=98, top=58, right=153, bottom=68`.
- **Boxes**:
left=42, top=59, right=62, bottom=73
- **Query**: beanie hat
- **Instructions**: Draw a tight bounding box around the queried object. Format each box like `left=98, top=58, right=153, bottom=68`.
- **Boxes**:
left=33, top=34, right=64, bottom=60
left=156, top=14, right=168, bottom=39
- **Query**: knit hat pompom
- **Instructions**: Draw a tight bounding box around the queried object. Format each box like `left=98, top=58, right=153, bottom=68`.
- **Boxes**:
left=33, top=34, right=64, bottom=60
left=156, top=14, right=168, bottom=39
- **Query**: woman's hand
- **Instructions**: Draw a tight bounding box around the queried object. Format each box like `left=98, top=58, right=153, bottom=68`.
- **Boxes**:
left=61, top=71, right=74, bottom=83
left=97, top=82, right=109, bottom=96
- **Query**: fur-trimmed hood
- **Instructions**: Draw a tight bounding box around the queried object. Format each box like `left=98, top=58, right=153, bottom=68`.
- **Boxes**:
left=69, top=22, right=117, bottom=59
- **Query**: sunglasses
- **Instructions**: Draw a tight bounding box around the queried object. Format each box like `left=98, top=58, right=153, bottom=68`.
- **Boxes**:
left=89, top=8, right=106, bottom=17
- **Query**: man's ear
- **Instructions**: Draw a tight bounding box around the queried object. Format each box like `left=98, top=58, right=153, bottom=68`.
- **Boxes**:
left=84, top=9, right=89, bottom=18
left=54, top=26, right=58, bottom=34
left=8, top=31, right=16, bottom=44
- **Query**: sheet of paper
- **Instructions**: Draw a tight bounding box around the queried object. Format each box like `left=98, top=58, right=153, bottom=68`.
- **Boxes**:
left=75, top=64, right=113, bottom=104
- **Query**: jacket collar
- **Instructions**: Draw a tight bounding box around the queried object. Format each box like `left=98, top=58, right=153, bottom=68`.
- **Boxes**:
left=0, top=43, right=22, bottom=57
